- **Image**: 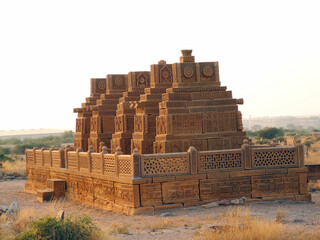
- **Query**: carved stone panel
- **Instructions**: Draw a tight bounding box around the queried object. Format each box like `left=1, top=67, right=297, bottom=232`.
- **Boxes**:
left=93, top=179, right=115, bottom=202
left=114, top=183, right=140, bottom=207
left=200, top=177, right=251, bottom=201
left=162, top=180, right=199, bottom=204
left=140, top=183, right=162, bottom=206
left=252, top=174, right=299, bottom=197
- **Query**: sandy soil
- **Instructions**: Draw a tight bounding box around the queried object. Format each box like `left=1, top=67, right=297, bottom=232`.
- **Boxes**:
left=1, top=180, right=320, bottom=239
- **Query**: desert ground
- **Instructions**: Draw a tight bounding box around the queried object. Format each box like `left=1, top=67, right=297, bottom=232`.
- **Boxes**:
left=1, top=180, right=320, bottom=239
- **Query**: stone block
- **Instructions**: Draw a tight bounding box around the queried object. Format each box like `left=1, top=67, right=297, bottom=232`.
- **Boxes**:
left=294, top=193, right=312, bottom=202
left=140, top=183, right=162, bottom=207
left=229, top=170, right=265, bottom=178
left=265, top=169, right=288, bottom=175
left=153, top=176, right=176, bottom=183
left=154, top=203, right=183, bottom=211
left=288, top=167, right=308, bottom=175
left=162, top=180, right=199, bottom=204
left=200, top=177, right=251, bottom=201
left=47, top=179, right=66, bottom=191
left=114, top=183, right=140, bottom=208
left=37, top=189, right=54, bottom=203
left=129, top=206, right=155, bottom=215
left=175, top=174, right=206, bottom=181
left=207, top=172, right=230, bottom=179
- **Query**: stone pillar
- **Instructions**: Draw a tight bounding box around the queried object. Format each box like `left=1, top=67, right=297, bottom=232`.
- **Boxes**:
left=241, top=140, right=251, bottom=170
left=187, top=146, right=198, bottom=174
left=295, top=139, right=305, bottom=167
left=132, top=148, right=141, bottom=178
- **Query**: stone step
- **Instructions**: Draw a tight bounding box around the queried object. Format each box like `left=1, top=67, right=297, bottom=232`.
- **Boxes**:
left=37, top=189, right=54, bottom=203
left=47, top=179, right=66, bottom=191
left=37, top=188, right=66, bottom=203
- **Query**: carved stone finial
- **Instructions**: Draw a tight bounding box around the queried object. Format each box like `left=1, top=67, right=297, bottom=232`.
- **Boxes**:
left=133, top=148, right=139, bottom=154
left=296, top=138, right=302, bottom=144
left=180, top=49, right=195, bottom=63
left=158, top=60, right=166, bottom=65
left=116, top=147, right=121, bottom=152
left=99, top=142, right=105, bottom=152
left=76, top=147, right=83, bottom=152
left=101, top=146, right=108, bottom=153
left=88, top=145, right=94, bottom=152
left=243, top=139, right=249, bottom=145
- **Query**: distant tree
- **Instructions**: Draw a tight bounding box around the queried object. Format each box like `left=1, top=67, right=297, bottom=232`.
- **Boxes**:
left=0, top=146, right=11, bottom=155
left=286, top=124, right=296, bottom=130
left=252, top=125, right=262, bottom=131
left=257, top=127, right=284, bottom=140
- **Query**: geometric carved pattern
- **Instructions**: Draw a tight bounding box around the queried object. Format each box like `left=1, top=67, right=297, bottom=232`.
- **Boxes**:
left=253, top=148, right=296, bottom=168
left=35, top=150, right=42, bottom=166
left=156, top=116, right=167, bottom=135
left=91, top=154, right=101, bottom=172
left=79, top=153, right=89, bottom=169
left=172, top=114, right=202, bottom=134
left=67, top=152, right=77, bottom=168
left=26, top=150, right=34, bottom=165
left=104, top=155, right=116, bottom=174
left=43, top=151, right=51, bottom=166
left=142, top=153, right=189, bottom=176
left=199, top=150, right=243, bottom=172
left=160, top=65, right=172, bottom=83
left=118, top=156, right=132, bottom=175
left=52, top=151, right=61, bottom=168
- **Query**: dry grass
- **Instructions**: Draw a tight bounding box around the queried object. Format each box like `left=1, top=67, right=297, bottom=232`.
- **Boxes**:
left=109, top=222, right=130, bottom=235
left=305, top=141, right=320, bottom=164
left=195, top=208, right=320, bottom=240
left=2, top=160, right=26, bottom=178
left=0, top=198, right=74, bottom=240
left=275, top=207, right=286, bottom=223
left=147, top=217, right=176, bottom=231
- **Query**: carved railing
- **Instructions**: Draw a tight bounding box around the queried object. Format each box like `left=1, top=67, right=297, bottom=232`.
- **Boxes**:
left=25, top=139, right=305, bottom=179
left=141, top=152, right=190, bottom=177
left=251, top=146, right=298, bottom=169
left=198, top=149, right=243, bottom=173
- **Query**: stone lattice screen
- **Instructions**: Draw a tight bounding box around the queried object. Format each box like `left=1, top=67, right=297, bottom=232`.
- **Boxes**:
left=198, top=149, right=244, bottom=173
left=141, top=152, right=190, bottom=177
left=251, top=146, right=298, bottom=168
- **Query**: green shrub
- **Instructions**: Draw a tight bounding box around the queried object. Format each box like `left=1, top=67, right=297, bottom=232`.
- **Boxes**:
left=257, top=127, right=284, bottom=140
left=15, top=215, right=99, bottom=240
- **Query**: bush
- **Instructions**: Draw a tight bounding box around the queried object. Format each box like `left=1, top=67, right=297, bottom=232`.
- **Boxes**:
left=257, top=127, right=284, bottom=140
left=15, top=215, right=99, bottom=240
left=0, top=153, right=13, bottom=161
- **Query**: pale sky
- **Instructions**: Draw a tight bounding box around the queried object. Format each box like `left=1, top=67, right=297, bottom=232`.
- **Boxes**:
left=0, top=0, right=319, bottom=131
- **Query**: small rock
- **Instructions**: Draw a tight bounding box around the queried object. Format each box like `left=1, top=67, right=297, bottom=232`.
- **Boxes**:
left=188, top=207, right=198, bottom=211
left=0, top=170, right=4, bottom=179
left=201, top=202, right=219, bottom=208
left=160, top=212, right=173, bottom=217
left=9, top=201, right=20, bottom=213
left=0, top=205, right=8, bottom=216
left=230, top=199, right=241, bottom=205
left=56, top=210, right=65, bottom=220
left=240, top=197, right=247, bottom=204
left=218, top=199, right=230, bottom=206
left=293, top=219, right=304, bottom=223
